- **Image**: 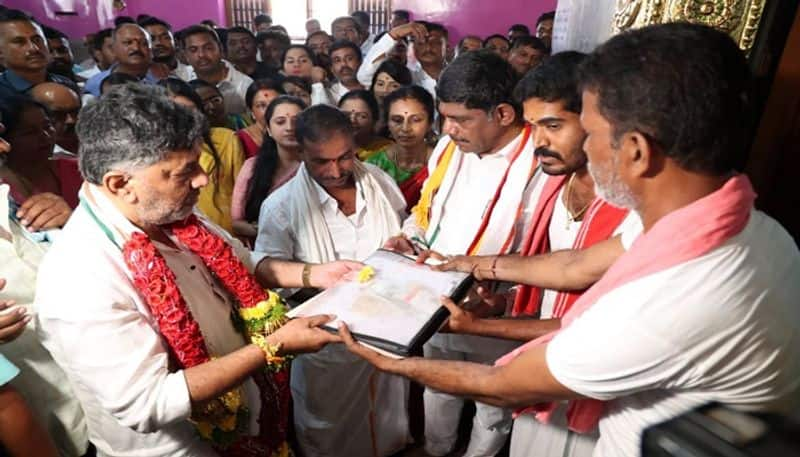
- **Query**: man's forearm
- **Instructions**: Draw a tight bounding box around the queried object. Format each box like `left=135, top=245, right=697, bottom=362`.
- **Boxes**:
left=463, top=317, right=561, bottom=342
left=0, top=385, right=59, bottom=457
left=184, top=344, right=267, bottom=404
left=473, top=251, right=587, bottom=291
left=254, top=257, right=305, bottom=289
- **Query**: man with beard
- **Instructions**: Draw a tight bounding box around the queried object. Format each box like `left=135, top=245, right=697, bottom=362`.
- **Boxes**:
left=0, top=10, right=75, bottom=97
left=42, top=26, right=83, bottom=83
left=255, top=105, right=410, bottom=457
left=182, top=25, right=252, bottom=116
left=84, top=23, right=160, bottom=97
left=139, top=17, right=191, bottom=81
left=324, top=39, right=363, bottom=104
left=508, top=35, right=549, bottom=77
left=383, top=50, right=546, bottom=457
left=255, top=30, right=290, bottom=72
left=343, top=23, right=800, bottom=457
left=225, top=26, right=278, bottom=80
left=536, top=11, right=555, bottom=51
left=358, top=21, right=447, bottom=101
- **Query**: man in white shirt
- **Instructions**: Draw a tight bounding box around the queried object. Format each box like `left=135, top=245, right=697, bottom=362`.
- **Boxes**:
left=341, top=23, right=800, bottom=457
left=140, top=17, right=192, bottom=81
left=182, top=25, right=252, bottom=116
left=326, top=40, right=364, bottom=104
left=351, top=10, right=375, bottom=56
left=358, top=21, right=447, bottom=101
left=383, top=50, right=546, bottom=457
left=255, top=105, right=411, bottom=457
left=35, top=84, right=354, bottom=457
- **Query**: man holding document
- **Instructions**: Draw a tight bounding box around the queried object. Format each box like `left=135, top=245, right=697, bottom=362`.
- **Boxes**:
left=255, top=104, right=411, bottom=457
left=341, top=23, right=800, bottom=457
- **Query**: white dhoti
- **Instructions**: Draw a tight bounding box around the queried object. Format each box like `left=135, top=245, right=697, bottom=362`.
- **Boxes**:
left=509, top=406, right=598, bottom=457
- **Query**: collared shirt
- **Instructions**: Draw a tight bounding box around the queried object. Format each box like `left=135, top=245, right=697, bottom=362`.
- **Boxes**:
left=357, top=33, right=438, bottom=101
left=35, top=186, right=267, bottom=457
left=0, top=68, right=76, bottom=97
left=0, top=184, right=88, bottom=456
left=186, top=60, right=253, bottom=115
left=83, top=64, right=161, bottom=97
left=256, top=163, right=406, bottom=262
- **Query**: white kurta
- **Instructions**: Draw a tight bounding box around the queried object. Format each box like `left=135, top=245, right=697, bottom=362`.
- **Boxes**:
left=35, top=187, right=267, bottom=457
left=357, top=33, right=438, bottom=101
left=399, top=132, right=546, bottom=457
left=255, top=164, right=411, bottom=457
left=0, top=185, right=88, bottom=457
left=547, top=210, right=800, bottom=457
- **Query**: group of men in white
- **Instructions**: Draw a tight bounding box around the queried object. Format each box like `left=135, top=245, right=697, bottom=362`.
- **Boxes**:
left=3, top=13, right=798, bottom=457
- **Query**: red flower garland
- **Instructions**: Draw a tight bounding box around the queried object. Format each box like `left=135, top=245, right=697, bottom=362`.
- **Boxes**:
left=122, top=215, right=290, bottom=455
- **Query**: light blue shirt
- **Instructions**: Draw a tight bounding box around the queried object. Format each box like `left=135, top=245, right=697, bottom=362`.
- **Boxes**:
left=83, top=64, right=161, bottom=97
left=0, top=354, right=19, bottom=386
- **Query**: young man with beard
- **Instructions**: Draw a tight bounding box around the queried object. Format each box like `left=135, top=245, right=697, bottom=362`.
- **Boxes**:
left=225, top=26, right=278, bottom=80
left=358, top=21, right=447, bottom=101
left=84, top=23, right=160, bottom=97
left=325, top=39, right=363, bottom=104
left=383, top=50, right=547, bottom=457
left=343, top=23, right=800, bottom=457
left=42, top=26, right=83, bottom=83
left=140, top=17, right=192, bottom=81
left=182, top=25, right=253, bottom=116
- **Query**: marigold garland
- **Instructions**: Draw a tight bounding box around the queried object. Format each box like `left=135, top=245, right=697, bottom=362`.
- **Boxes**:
left=122, top=214, right=292, bottom=455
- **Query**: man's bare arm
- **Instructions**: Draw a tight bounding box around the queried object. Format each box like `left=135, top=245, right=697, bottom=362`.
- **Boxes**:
left=436, top=235, right=625, bottom=291
left=441, top=295, right=561, bottom=341
left=254, top=258, right=362, bottom=289
left=339, top=323, right=578, bottom=408
left=0, top=384, right=59, bottom=457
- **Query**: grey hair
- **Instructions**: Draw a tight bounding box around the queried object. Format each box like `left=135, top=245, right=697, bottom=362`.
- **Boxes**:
left=77, top=83, right=206, bottom=184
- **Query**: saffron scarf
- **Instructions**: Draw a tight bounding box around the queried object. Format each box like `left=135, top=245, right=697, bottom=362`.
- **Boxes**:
left=497, top=175, right=756, bottom=433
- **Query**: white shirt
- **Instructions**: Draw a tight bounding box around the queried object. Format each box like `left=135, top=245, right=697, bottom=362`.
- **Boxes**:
left=402, top=134, right=546, bottom=257
left=187, top=60, right=253, bottom=115
left=171, top=61, right=193, bottom=81
left=35, top=188, right=267, bottom=457
left=360, top=33, right=376, bottom=56
left=255, top=163, right=406, bottom=262
left=357, top=33, right=438, bottom=101
left=310, top=81, right=358, bottom=106
left=546, top=210, right=800, bottom=457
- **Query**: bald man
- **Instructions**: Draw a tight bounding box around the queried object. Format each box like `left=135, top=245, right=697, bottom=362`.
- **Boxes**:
left=31, top=82, right=81, bottom=155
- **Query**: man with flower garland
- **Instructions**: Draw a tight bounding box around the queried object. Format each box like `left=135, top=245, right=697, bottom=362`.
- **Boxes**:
left=34, top=83, right=356, bottom=457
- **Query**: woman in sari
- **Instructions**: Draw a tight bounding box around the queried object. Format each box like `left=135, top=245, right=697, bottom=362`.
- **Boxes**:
left=338, top=90, right=393, bottom=161
left=236, top=78, right=286, bottom=158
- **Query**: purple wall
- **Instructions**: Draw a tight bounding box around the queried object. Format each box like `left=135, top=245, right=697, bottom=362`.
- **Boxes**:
left=393, top=0, right=558, bottom=44
left=1, top=0, right=228, bottom=39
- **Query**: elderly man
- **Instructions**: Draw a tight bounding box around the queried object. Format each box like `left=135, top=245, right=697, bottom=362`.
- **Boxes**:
left=305, top=18, right=321, bottom=36
left=256, top=105, right=410, bottom=457
left=140, top=16, right=191, bottom=80
left=382, top=50, right=547, bottom=457
left=351, top=10, right=375, bottom=56
left=182, top=25, right=253, bottom=116
left=343, top=23, right=800, bottom=457
left=31, top=82, right=80, bottom=155
left=35, top=84, right=355, bottom=457
left=84, top=23, right=160, bottom=97
left=0, top=9, right=75, bottom=97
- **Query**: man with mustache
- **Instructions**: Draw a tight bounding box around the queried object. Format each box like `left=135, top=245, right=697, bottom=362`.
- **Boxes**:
left=0, top=9, right=75, bottom=97
left=182, top=25, right=252, bottom=116
left=225, top=26, right=278, bottom=80
left=140, top=16, right=191, bottom=81
left=343, top=23, right=800, bottom=457
left=255, top=105, right=410, bottom=457
left=83, top=23, right=160, bottom=97
left=508, top=35, right=549, bottom=77
left=42, top=26, right=84, bottom=84
left=325, top=39, right=363, bottom=104
left=358, top=21, right=447, bottom=101
left=383, top=50, right=547, bottom=457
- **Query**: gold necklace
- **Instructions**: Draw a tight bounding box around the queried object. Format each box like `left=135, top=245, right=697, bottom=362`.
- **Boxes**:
left=564, top=172, right=591, bottom=229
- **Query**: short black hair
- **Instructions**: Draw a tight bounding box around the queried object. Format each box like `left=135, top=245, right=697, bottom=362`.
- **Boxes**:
left=245, top=78, right=286, bottom=109
left=511, top=35, right=548, bottom=53
left=179, top=24, right=221, bottom=48
left=514, top=51, right=586, bottom=113
left=537, top=11, right=555, bottom=25
left=483, top=34, right=510, bottom=48
left=139, top=16, right=172, bottom=31
left=392, top=10, right=410, bottom=21
left=338, top=89, right=379, bottom=122
left=114, top=16, right=136, bottom=27
left=508, top=24, right=530, bottom=35
left=438, top=49, right=520, bottom=118
left=383, top=85, right=435, bottom=125
left=579, top=22, right=751, bottom=175
left=282, top=75, right=312, bottom=94
left=305, top=30, right=332, bottom=45
left=254, top=14, right=272, bottom=26
left=42, top=26, right=66, bottom=40
left=295, top=104, right=354, bottom=146
left=351, top=11, right=370, bottom=27
left=256, top=30, right=290, bottom=47
left=424, top=22, right=448, bottom=38
left=0, top=8, right=35, bottom=25
left=92, top=28, right=113, bottom=51
left=329, top=39, right=362, bottom=62
left=227, top=26, right=255, bottom=41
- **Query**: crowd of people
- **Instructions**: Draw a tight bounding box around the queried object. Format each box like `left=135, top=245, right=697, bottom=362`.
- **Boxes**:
left=0, top=4, right=798, bottom=457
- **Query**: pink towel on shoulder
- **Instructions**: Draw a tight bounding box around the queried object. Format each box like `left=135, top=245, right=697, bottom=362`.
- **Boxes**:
left=496, top=175, right=757, bottom=433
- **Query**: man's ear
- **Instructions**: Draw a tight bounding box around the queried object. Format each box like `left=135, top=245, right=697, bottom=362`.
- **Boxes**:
left=102, top=170, right=138, bottom=204
left=617, top=131, right=661, bottom=179
left=494, top=103, right=518, bottom=127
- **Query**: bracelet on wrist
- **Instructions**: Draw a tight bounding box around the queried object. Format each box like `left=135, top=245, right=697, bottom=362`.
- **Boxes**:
left=251, top=334, right=291, bottom=371
left=302, top=263, right=313, bottom=288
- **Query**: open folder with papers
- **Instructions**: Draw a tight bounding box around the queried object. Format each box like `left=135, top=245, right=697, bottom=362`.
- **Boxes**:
left=287, top=249, right=473, bottom=357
